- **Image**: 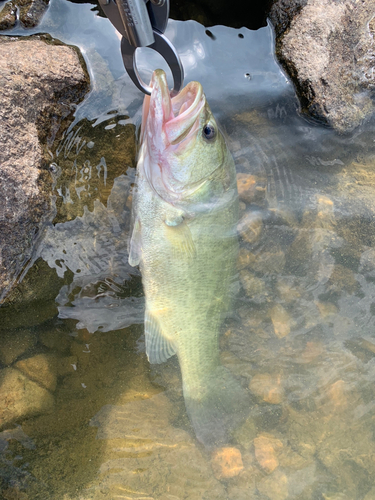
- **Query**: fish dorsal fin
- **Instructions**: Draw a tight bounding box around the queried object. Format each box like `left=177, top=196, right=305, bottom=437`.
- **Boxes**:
left=144, top=309, right=176, bottom=364
left=128, top=218, right=142, bottom=267
left=164, top=216, right=196, bottom=258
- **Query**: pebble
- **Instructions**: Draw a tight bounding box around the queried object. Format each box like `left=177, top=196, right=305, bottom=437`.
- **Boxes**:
left=327, top=264, right=358, bottom=294
left=237, top=212, right=263, bottom=244
left=0, top=329, right=36, bottom=365
left=236, top=248, right=256, bottom=271
left=360, top=338, right=375, bottom=355
left=276, top=279, right=301, bottom=303
left=252, top=249, right=286, bottom=275
left=315, top=195, right=335, bottom=228
left=236, top=173, right=265, bottom=205
left=249, top=373, right=284, bottom=404
left=0, top=368, right=54, bottom=429
left=315, top=301, right=338, bottom=318
left=301, top=342, right=325, bottom=363
left=240, top=271, right=267, bottom=302
left=211, top=447, right=244, bottom=479
left=257, top=469, right=288, bottom=500
left=253, top=434, right=283, bottom=473
left=233, top=417, right=257, bottom=450
left=15, top=354, right=58, bottom=392
left=270, top=304, right=291, bottom=338
left=326, top=380, right=348, bottom=411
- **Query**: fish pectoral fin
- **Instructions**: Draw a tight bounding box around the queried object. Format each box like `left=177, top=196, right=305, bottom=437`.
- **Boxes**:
left=144, top=310, right=176, bottom=364
left=164, top=218, right=196, bottom=258
left=128, top=218, right=141, bottom=266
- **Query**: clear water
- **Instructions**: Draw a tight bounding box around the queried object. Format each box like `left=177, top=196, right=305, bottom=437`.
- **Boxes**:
left=1, top=1, right=375, bottom=499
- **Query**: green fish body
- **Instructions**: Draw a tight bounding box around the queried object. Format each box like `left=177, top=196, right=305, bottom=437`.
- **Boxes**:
left=129, top=70, right=250, bottom=446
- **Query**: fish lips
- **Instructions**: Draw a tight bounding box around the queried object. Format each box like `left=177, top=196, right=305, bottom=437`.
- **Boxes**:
left=143, top=69, right=206, bottom=148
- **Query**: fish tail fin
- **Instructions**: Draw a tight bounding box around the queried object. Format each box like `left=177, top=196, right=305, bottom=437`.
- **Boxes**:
left=183, top=366, right=251, bottom=448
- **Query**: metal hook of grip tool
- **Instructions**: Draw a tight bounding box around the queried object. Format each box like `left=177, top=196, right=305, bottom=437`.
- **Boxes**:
left=98, top=0, right=184, bottom=95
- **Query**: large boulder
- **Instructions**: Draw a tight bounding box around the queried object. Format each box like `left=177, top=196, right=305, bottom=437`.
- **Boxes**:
left=269, top=0, right=375, bottom=132
left=0, top=35, right=89, bottom=303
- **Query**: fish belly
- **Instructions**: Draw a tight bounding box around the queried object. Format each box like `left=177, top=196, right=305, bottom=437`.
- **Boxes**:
left=134, top=165, right=250, bottom=446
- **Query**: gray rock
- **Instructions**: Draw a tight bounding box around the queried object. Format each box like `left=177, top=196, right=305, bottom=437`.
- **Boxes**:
left=0, top=329, right=36, bottom=365
left=0, top=35, right=89, bottom=304
left=0, top=368, right=54, bottom=429
left=269, top=0, right=375, bottom=132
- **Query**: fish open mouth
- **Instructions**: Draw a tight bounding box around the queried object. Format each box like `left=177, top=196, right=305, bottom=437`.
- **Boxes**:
left=142, top=69, right=206, bottom=146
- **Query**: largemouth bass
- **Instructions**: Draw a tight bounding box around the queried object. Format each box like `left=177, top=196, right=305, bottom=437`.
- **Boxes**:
left=129, top=70, right=250, bottom=446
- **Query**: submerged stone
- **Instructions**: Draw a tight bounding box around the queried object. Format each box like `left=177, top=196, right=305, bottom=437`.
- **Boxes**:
left=237, top=212, right=263, bottom=244
left=0, top=368, right=54, bottom=429
left=15, top=354, right=57, bottom=392
left=257, top=469, right=288, bottom=500
left=236, top=248, right=256, bottom=271
left=240, top=270, right=268, bottom=303
left=254, top=434, right=283, bottom=473
left=211, top=447, right=244, bottom=479
left=0, top=329, right=36, bottom=366
left=270, top=304, right=291, bottom=338
left=249, top=373, right=284, bottom=404
left=236, top=173, right=266, bottom=205
left=38, top=327, right=72, bottom=353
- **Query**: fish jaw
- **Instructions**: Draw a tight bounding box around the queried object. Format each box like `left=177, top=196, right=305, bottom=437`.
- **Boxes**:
left=143, top=69, right=206, bottom=150
left=141, top=70, right=209, bottom=203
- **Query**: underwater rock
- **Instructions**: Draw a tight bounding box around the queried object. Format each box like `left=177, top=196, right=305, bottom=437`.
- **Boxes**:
left=89, top=394, right=227, bottom=499
left=237, top=211, right=263, bottom=244
left=0, top=368, right=54, bottom=429
left=0, top=35, right=89, bottom=304
left=252, top=249, right=286, bottom=275
left=253, top=434, right=283, bottom=473
left=232, top=416, right=258, bottom=451
left=211, top=447, right=244, bottom=479
left=249, top=373, right=284, bottom=404
left=15, top=354, right=57, bottom=392
left=270, top=304, right=291, bottom=338
left=0, top=259, right=64, bottom=329
left=236, top=248, right=256, bottom=271
left=56, top=355, right=78, bottom=377
left=38, top=326, right=72, bottom=353
left=236, top=173, right=266, bottom=205
left=269, top=0, right=375, bottom=132
left=0, top=0, right=49, bottom=29
left=256, top=469, right=288, bottom=500
left=0, top=329, right=36, bottom=365
left=240, top=270, right=268, bottom=303
left=326, top=264, right=359, bottom=294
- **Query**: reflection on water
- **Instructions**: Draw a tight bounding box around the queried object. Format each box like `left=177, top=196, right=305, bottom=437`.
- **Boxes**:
left=1, top=2, right=375, bottom=499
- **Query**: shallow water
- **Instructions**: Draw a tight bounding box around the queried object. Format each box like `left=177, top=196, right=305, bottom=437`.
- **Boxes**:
left=1, top=1, right=375, bottom=499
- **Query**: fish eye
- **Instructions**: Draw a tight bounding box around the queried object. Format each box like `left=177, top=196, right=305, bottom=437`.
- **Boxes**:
left=203, top=123, right=216, bottom=140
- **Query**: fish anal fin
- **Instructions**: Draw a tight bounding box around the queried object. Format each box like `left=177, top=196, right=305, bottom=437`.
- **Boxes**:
left=145, top=310, right=176, bottom=364
left=164, top=218, right=196, bottom=258
left=129, top=218, right=141, bottom=267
